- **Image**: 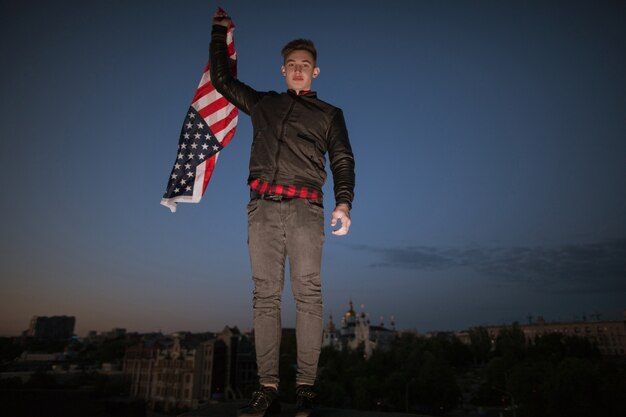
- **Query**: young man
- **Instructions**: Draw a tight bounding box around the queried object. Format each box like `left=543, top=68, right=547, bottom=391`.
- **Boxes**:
left=211, top=10, right=355, bottom=417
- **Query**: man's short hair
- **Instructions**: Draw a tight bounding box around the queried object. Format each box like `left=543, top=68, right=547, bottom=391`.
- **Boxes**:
left=281, top=39, right=317, bottom=64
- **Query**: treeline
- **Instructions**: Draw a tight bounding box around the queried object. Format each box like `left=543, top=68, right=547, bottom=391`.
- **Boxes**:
left=313, top=325, right=626, bottom=417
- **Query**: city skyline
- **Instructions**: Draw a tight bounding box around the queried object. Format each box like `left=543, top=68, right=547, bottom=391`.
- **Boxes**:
left=2, top=1, right=625, bottom=337
left=7, top=304, right=626, bottom=339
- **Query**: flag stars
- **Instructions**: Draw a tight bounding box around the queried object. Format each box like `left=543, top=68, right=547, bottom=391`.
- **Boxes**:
left=165, top=77, right=237, bottom=201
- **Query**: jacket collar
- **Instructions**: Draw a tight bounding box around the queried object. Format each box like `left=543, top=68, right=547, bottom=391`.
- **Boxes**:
left=288, top=89, right=317, bottom=98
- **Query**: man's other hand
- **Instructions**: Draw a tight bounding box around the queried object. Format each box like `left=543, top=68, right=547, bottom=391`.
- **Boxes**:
left=331, top=204, right=351, bottom=236
left=213, top=10, right=231, bottom=27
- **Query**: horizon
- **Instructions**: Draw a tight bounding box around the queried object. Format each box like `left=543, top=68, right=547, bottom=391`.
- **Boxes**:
left=6, top=305, right=624, bottom=339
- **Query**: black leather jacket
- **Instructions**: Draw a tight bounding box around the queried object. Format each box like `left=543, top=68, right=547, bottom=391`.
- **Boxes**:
left=210, top=26, right=355, bottom=207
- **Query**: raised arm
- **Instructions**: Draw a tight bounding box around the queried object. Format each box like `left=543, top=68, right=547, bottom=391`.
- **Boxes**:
left=210, top=11, right=264, bottom=115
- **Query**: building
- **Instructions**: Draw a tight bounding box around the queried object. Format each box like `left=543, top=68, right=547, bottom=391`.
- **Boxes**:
left=217, top=326, right=257, bottom=399
left=23, top=316, right=75, bottom=340
left=151, top=334, right=218, bottom=411
left=124, top=337, right=164, bottom=401
left=233, top=330, right=256, bottom=392
left=456, top=310, right=626, bottom=356
left=123, top=327, right=256, bottom=412
left=322, top=300, right=397, bottom=358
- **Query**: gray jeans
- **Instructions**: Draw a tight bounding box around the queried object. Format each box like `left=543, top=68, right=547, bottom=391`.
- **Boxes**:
left=247, top=196, right=325, bottom=387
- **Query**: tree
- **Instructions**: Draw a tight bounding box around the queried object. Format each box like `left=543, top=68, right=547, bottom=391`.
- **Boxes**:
left=415, top=351, right=460, bottom=413
left=495, top=322, right=526, bottom=363
left=469, top=327, right=492, bottom=365
left=547, top=357, right=600, bottom=417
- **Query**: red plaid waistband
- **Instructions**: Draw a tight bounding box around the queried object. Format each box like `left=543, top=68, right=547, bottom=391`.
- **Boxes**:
left=249, top=178, right=322, bottom=201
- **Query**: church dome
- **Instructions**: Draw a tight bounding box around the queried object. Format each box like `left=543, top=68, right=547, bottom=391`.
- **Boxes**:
left=344, top=300, right=356, bottom=318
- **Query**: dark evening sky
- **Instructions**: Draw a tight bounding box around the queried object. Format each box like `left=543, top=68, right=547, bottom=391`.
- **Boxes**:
left=1, top=0, right=625, bottom=336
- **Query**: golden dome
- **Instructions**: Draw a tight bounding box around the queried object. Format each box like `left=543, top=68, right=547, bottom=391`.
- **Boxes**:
left=344, top=300, right=356, bottom=317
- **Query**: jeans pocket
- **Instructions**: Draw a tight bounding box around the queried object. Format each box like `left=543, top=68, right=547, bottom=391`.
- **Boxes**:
left=247, top=198, right=261, bottom=220
left=304, top=199, right=324, bottom=220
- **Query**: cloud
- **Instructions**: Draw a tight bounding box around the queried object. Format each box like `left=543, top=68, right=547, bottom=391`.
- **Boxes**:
left=353, top=244, right=456, bottom=269
left=351, top=239, right=626, bottom=294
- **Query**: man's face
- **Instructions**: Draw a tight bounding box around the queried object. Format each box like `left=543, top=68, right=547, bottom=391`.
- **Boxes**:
left=281, top=50, right=320, bottom=92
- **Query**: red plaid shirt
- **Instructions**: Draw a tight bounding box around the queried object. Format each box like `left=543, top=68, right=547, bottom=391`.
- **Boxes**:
left=249, top=178, right=322, bottom=201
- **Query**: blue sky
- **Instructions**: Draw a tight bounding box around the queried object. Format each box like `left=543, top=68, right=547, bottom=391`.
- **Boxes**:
left=1, top=0, right=625, bottom=336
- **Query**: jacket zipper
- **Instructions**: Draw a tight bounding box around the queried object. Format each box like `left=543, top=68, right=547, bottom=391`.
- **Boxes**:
left=272, top=96, right=296, bottom=183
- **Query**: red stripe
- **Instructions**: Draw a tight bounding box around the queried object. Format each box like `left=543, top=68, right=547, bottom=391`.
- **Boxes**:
left=192, top=82, right=216, bottom=103
left=201, top=156, right=217, bottom=193
left=209, top=118, right=229, bottom=135
left=198, top=96, right=229, bottom=118
left=220, top=126, right=236, bottom=148
left=209, top=106, right=238, bottom=136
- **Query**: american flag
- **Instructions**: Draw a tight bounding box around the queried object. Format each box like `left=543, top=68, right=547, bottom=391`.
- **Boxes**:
left=160, top=14, right=238, bottom=213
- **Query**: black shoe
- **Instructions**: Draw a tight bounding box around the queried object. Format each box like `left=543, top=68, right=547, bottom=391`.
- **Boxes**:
left=238, top=386, right=281, bottom=417
left=295, top=385, right=318, bottom=417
